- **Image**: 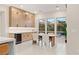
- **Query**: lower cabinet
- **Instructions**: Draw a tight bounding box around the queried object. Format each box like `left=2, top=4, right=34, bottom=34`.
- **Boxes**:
left=9, top=33, right=14, bottom=38
left=9, top=33, right=33, bottom=43
left=22, top=33, right=33, bottom=42
left=0, top=43, right=9, bottom=55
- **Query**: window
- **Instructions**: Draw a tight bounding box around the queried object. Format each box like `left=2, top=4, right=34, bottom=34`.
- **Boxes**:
left=47, top=18, right=55, bottom=34
left=39, top=19, right=45, bottom=33
left=56, top=17, right=67, bottom=36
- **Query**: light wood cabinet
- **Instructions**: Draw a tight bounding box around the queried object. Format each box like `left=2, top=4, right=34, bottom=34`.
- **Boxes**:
left=0, top=43, right=9, bottom=55
left=9, top=6, right=35, bottom=27
left=9, top=33, right=14, bottom=38
left=25, top=13, right=35, bottom=27
left=22, top=33, right=33, bottom=42
left=9, top=33, right=33, bottom=42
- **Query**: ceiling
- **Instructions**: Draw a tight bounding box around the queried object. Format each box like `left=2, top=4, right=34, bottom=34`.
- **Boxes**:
left=6, top=4, right=66, bottom=14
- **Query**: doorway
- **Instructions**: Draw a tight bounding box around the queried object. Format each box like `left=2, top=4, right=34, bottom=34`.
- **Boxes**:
left=56, top=17, right=67, bottom=43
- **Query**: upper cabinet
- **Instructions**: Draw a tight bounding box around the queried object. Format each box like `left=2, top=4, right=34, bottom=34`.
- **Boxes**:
left=9, top=6, right=35, bottom=27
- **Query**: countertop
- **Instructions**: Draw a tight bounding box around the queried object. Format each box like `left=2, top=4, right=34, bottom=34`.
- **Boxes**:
left=39, top=33, right=56, bottom=36
left=0, top=37, right=15, bottom=44
left=9, top=27, right=38, bottom=33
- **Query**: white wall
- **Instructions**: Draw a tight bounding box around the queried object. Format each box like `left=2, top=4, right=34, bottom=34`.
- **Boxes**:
left=35, top=10, right=66, bottom=20
left=44, top=11, right=66, bottom=18
left=53, top=11, right=66, bottom=18
left=67, top=4, right=79, bottom=54
left=0, top=5, right=9, bottom=37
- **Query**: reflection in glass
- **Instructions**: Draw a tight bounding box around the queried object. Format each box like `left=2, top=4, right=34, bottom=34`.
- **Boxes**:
left=39, top=19, right=45, bottom=33
left=57, top=17, right=67, bottom=37
left=47, top=18, right=55, bottom=34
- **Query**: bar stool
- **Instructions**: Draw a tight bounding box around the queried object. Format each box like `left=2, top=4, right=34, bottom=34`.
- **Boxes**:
left=38, top=35, right=43, bottom=47
left=32, top=32, right=38, bottom=45
left=49, top=35, right=55, bottom=47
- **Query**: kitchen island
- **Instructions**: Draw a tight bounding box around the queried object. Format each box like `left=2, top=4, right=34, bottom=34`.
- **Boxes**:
left=0, top=37, right=15, bottom=55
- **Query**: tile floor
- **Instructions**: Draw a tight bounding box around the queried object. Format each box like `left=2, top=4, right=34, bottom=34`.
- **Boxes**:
left=15, top=36, right=66, bottom=55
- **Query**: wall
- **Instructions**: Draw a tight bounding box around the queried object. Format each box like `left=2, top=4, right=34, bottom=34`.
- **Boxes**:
left=44, top=11, right=66, bottom=18
left=67, top=4, right=79, bottom=54
left=35, top=11, right=66, bottom=24
left=52, top=11, right=66, bottom=18
left=0, top=5, right=9, bottom=37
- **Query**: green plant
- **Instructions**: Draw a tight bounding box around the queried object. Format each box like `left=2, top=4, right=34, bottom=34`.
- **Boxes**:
left=62, top=22, right=67, bottom=39
left=58, top=21, right=67, bottom=39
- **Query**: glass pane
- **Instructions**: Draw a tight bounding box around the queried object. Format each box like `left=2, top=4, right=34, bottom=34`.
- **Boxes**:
left=57, top=17, right=67, bottom=36
left=39, top=19, right=45, bottom=33
left=47, top=18, right=55, bottom=34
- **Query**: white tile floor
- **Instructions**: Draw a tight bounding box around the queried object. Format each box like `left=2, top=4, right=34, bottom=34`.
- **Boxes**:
left=15, top=36, right=66, bottom=55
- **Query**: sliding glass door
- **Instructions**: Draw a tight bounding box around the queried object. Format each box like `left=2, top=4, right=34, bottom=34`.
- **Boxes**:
left=56, top=17, right=67, bottom=37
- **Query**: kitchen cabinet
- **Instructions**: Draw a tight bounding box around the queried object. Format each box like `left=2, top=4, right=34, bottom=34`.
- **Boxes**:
left=8, top=27, right=37, bottom=42
left=25, top=13, right=35, bottom=27
left=0, top=43, right=9, bottom=55
left=9, top=33, right=14, bottom=38
left=22, top=33, right=33, bottom=42
left=9, top=33, right=33, bottom=43
left=8, top=27, right=37, bottom=43
left=9, top=6, right=35, bottom=27
left=0, top=37, right=15, bottom=55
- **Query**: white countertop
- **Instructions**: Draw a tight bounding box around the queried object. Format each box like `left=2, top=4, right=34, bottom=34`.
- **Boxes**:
left=48, top=33, right=56, bottom=36
left=39, top=33, right=56, bottom=36
left=0, top=37, right=15, bottom=44
left=9, top=27, right=38, bottom=33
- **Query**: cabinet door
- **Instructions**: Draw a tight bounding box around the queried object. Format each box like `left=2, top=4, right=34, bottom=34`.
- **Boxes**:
left=9, top=7, right=35, bottom=27
left=22, top=33, right=33, bottom=42
left=29, top=14, right=35, bottom=27
left=9, top=33, right=14, bottom=38
left=0, top=43, right=9, bottom=55
left=25, top=14, right=35, bottom=27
